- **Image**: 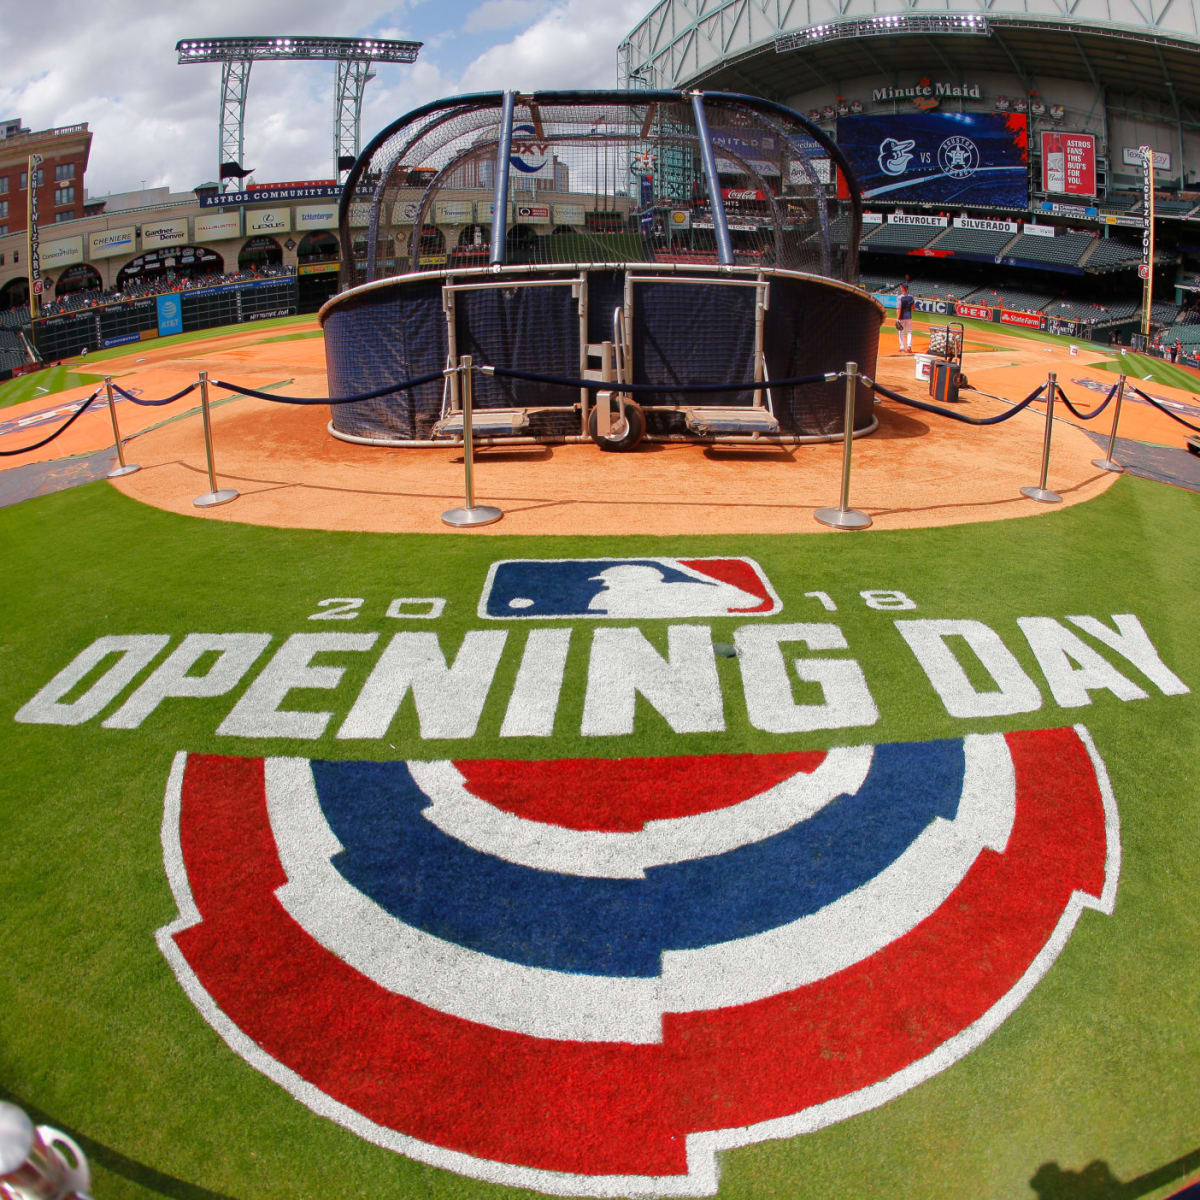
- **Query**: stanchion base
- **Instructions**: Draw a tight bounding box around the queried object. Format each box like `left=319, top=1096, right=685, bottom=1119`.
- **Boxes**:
left=107, top=463, right=141, bottom=478
left=814, top=506, right=872, bottom=530
left=1020, top=486, right=1062, bottom=504
left=194, top=489, right=239, bottom=508
left=1091, top=458, right=1124, bottom=474
left=443, top=505, right=503, bottom=528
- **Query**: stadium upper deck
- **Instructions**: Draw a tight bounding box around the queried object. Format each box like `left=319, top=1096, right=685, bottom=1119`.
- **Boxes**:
left=619, top=0, right=1200, bottom=206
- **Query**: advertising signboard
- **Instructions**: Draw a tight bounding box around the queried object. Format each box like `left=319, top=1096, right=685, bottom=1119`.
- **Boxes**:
left=246, top=209, right=291, bottom=235
left=712, top=130, right=779, bottom=173
left=515, top=204, right=551, bottom=225
left=199, top=184, right=342, bottom=207
left=954, top=217, right=1018, bottom=233
left=509, top=124, right=553, bottom=178
left=956, top=301, right=993, bottom=320
left=1123, top=146, right=1170, bottom=170
left=836, top=112, right=1029, bottom=207
left=194, top=211, right=242, bottom=240
left=789, top=157, right=831, bottom=186
left=89, top=227, right=137, bottom=259
left=156, top=293, right=184, bottom=337
left=1041, top=132, right=1095, bottom=196
left=141, top=219, right=188, bottom=247
left=1000, top=309, right=1045, bottom=329
left=1141, top=146, right=1155, bottom=337
left=40, top=236, right=83, bottom=268
left=434, top=200, right=475, bottom=224
left=27, top=153, right=43, bottom=319
left=554, top=204, right=586, bottom=226
left=294, top=205, right=338, bottom=231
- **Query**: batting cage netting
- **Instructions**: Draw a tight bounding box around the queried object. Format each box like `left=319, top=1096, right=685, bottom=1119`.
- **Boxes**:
left=322, top=90, right=880, bottom=447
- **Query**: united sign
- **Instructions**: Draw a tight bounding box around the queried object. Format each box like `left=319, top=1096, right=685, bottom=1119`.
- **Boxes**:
left=158, top=725, right=1118, bottom=1196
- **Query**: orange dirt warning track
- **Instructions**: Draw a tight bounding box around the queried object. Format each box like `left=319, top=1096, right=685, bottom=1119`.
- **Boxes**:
left=2, top=319, right=1193, bottom=535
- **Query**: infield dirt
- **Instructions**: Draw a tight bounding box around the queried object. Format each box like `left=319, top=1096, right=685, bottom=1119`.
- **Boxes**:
left=3, top=319, right=1194, bottom=534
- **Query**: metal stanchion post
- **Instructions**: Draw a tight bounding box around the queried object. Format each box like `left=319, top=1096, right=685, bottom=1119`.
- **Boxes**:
left=0, top=1100, right=93, bottom=1199
left=443, top=355, right=502, bottom=528
left=104, top=375, right=140, bottom=478
left=193, top=370, right=239, bottom=508
left=815, top=362, right=872, bottom=529
left=1092, top=373, right=1126, bottom=473
left=1021, top=370, right=1063, bottom=503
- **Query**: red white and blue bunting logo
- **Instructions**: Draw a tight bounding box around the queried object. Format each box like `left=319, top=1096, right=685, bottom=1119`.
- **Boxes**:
left=158, top=726, right=1118, bottom=1196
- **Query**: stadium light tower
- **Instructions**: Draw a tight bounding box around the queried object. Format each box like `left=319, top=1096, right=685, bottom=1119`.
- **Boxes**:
left=176, top=36, right=422, bottom=188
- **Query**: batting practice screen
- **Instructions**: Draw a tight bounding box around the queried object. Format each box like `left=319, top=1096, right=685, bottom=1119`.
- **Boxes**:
left=835, top=113, right=1030, bottom=208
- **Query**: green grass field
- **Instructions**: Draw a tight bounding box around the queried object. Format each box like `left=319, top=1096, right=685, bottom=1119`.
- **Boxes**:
left=2, top=465, right=1198, bottom=1199
left=1089, top=351, right=1200, bottom=392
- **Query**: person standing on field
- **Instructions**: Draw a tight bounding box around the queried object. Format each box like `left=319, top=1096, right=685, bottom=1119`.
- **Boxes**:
left=897, top=284, right=915, bottom=353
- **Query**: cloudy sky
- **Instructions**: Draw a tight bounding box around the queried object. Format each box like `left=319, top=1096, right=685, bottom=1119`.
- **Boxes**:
left=0, top=0, right=652, bottom=197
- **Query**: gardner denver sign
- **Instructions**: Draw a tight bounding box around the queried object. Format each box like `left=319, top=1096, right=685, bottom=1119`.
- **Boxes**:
left=14, top=558, right=1188, bottom=1195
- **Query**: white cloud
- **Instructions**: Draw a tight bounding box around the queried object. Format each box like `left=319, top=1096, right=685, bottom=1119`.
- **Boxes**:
left=464, top=0, right=548, bottom=33
left=460, top=0, right=648, bottom=91
left=0, top=0, right=654, bottom=196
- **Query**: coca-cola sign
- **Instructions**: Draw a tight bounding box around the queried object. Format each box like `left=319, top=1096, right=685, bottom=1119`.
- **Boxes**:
left=722, top=188, right=765, bottom=202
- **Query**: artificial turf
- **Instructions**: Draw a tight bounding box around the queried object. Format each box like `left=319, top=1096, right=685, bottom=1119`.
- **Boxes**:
left=1, top=473, right=1197, bottom=1199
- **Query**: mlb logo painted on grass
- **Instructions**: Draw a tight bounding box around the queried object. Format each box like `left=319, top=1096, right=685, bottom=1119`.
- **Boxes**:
left=158, top=725, right=1117, bottom=1196
left=479, top=556, right=781, bottom=619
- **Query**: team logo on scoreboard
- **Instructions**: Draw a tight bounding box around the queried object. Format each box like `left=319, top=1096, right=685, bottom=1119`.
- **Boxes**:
left=939, top=135, right=981, bottom=179
left=878, top=136, right=916, bottom=176
left=157, top=727, right=1117, bottom=1195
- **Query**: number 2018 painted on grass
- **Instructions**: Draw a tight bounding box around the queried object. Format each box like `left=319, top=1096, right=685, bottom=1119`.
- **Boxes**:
left=307, top=590, right=918, bottom=621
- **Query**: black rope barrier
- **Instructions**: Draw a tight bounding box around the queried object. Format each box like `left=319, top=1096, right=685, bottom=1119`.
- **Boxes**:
left=209, top=368, right=448, bottom=406
left=483, top=364, right=835, bottom=395
left=1055, top=382, right=1117, bottom=422
left=1129, top=386, right=1200, bottom=435
left=871, top=379, right=1047, bottom=426
left=111, top=381, right=200, bottom=408
left=0, top=389, right=103, bottom=457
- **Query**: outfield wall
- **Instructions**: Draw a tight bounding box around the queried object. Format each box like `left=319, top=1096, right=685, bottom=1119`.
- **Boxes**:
left=32, top=277, right=299, bottom=360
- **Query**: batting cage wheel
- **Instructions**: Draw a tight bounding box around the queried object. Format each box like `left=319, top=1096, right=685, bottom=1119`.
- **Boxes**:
left=588, top=399, right=646, bottom=451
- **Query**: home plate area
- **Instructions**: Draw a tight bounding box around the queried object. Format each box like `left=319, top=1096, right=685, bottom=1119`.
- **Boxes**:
left=159, top=726, right=1117, bottom=1196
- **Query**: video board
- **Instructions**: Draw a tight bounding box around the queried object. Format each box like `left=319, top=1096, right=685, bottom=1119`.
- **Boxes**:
left=836, top=112, right=1029, bottom=207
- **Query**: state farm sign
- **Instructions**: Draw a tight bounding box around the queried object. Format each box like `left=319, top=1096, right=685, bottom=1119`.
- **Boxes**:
left=1000, top=309, right=1045, bottom=329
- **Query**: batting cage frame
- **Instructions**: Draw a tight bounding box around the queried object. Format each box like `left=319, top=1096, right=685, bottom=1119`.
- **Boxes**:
left=320, top=89, right=883, bottom=448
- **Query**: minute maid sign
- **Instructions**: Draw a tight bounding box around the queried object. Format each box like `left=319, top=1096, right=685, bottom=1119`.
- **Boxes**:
left=14, top=556, right=1188, bottom=1195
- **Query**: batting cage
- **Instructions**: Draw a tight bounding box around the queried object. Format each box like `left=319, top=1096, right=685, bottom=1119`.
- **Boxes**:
left=320, top=90, right=882, bottom=447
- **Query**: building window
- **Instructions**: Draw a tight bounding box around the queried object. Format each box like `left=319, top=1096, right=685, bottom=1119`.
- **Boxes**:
left=0, top=177, right=8, bottom=194
left=19, top=169, right=43, bottom=189
left=55, top=211, right=73, bottom=222
left=0, top=200, right=8, bottom=219
left=55, top=186, right=75, bottom=206
left=55, top=163, right=74, bottom=182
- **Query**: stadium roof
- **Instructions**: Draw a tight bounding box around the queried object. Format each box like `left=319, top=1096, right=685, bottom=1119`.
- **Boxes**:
left=620, top=0, right=1200, bottom=113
